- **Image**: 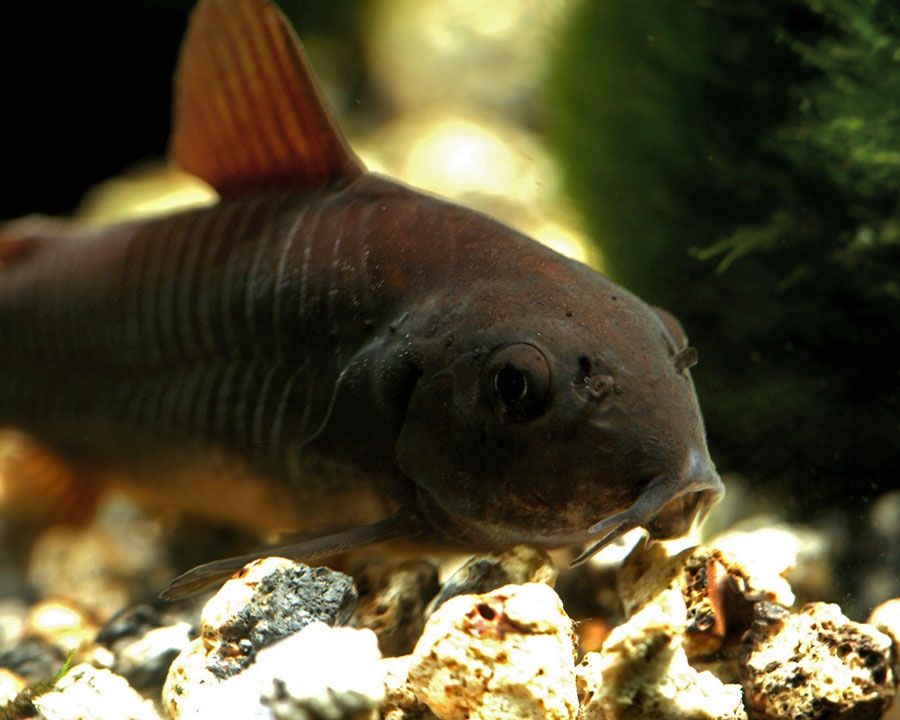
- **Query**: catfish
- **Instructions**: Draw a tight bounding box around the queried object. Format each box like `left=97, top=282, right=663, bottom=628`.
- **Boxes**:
left=0, top=0, right=723, bottom=599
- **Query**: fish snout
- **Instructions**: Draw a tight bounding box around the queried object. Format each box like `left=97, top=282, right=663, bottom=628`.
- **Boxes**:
left=645, top=447, right=724, bottom=541
left=570, top=446, right=723, bottom=566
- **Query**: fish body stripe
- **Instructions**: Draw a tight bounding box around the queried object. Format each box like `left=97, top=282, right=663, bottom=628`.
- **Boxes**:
left=0, top=187, right=410, bottom=476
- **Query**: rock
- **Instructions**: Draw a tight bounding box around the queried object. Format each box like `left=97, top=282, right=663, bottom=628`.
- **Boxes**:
left=198, top=557, right=357, bottom=678
left=163, top=622, right=383, bottom=720
left=0, top=668, right=25, bottom=705
left=409, top=582, right=578, bottom=720
left=32, top=663, right=160, bottom=720
left=0, top=600, right=95, bottom=684
left=710, top=520, right=832, bottom=607
left=114, top=622, right=194, bottom=691
left=24, top=599, right=98, bottom=655
left=741, top=601, right=895, bottom=720
left=351, top=560, right=440, bottom=656
left=554, top=528, right=643, bottom=629
left=0, top=637, right=67, bottom=684
left=576, top=589, right=747, bottom=720
left=96, top=604, right=166, bottom=646
left=162, top=558, right=365, bottom=719
left=95, top=604, right=193, bottom=690
left=871, top=600, right=900, bottom=720
left=26, top=492, right=168, bottom=620
left=260, top=624, right=384, bottom=720
left=428, top=545, right=557, bottom=614
left=78, top=644, right=116, bottom=673
left=868, top=597, right=900, bottom=658
left=380, top=656, right=439, bottom=720
left=0, top=598, right=27, bottom=647
left=618, top=540, right=780, bottom=659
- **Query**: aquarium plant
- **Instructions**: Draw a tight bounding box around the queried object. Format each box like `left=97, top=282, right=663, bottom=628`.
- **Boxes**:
left=548, top=0, right=900, bottom=512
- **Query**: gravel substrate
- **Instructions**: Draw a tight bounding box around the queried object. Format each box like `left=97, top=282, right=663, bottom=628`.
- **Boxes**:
left=0, top=491, right=898, bottom=720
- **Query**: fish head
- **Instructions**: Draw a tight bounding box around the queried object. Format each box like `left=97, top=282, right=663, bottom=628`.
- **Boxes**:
left=397, top=245, right=722, bottom=559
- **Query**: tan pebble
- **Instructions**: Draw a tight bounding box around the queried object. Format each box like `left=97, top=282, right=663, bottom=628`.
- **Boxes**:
left=869, top=596, right=900, bottom=720
left=619, top=539, right=778, bottom=659
left=198, top=556, right=297, bottom=647
left=710, top=522, right=831, bottom=606
left=868, top=597, right=900, bottom=656
left=113, top=621, right=193, bottom=687
left=741, top=601, right=895, bottom=720
left=379, top=655, right=439, bottom=720
left=78, top=644, right=116, bottom=670
left=352, top=560, right=440, bottom=657
left=409, top=582, right=578, bottom=720
left=161, top=637, right=208, bottom=719
left=0, top=598, right=28, bottom=647
left=25, top=599, right=97, bottom=654
left=428, top=545, right=558, bottom=616
left=497, top=545, right=559, bottom=586
left=577, top=595, right=746, bottom=720
left=27, top=493, right=166, bottom=620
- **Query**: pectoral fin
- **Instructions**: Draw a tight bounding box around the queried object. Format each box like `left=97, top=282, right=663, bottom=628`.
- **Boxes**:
left=160, top=510, right=424, bottom=600
left=170, top=0, right=364, bottom=197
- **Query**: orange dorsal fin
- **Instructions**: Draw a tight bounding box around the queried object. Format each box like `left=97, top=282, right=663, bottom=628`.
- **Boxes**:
left=170, top=0, right=364, bottom=197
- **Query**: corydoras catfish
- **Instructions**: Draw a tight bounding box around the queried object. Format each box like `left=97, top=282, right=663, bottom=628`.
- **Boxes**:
left=0, top=0, right=723, bottom=598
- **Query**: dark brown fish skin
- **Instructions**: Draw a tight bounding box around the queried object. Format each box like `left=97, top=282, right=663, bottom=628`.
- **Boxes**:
left=0, top=168, right=718, bottom=551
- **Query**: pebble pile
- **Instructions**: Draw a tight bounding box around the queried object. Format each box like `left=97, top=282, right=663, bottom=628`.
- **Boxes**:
left=0, top=499, right=898, bottom=719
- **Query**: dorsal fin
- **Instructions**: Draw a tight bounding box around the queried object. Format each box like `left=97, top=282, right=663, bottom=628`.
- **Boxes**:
left=170, top=0, right=364, bottom=197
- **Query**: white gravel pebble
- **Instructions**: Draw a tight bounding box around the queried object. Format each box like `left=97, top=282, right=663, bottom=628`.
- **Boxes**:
left=164, top=622, right=383, bottom=719
left=115, top=621, right=194, bottom=689
left=868, top=597, right=900, bottom=657
left=409, top=582, right=578, bottom=720
left=742, top=601, right=895, bottom=720
left=196, top=556, right=357, bottom=678
left=0, top=668, right=25, bottom=706
left=577, top=588, right=746, bottom=720
left=33, top=663, right=161, bottom=720
left=710, top=522, right=830, bottom=607
left=380, top=655, right=439, bottom=720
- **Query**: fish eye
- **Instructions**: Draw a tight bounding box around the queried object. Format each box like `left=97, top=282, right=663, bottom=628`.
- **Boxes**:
left=495, top=365, right=528, bottom=403
left=486, top=343, right=551, bottom=420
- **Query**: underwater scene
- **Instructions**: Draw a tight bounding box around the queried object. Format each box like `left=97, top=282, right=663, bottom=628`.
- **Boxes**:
left=0, top=1, right=898, bottom=718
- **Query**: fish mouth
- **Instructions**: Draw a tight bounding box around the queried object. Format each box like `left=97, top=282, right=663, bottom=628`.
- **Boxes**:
left=570, top=450, right=724, bottom=566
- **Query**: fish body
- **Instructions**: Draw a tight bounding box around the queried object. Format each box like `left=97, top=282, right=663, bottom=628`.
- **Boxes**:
left=0, top=0, right=723, bottom=595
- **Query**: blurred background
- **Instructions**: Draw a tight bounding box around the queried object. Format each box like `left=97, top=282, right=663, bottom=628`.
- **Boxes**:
left=2, top=0, right=898, bottom=612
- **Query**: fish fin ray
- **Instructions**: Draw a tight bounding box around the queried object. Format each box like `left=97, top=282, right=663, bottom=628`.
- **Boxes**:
left=160, top=510, right=424, bottom=600
left=170, top=0, right=364, bottom=197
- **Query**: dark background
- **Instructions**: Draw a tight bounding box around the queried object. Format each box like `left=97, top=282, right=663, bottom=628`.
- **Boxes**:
left=1, top=0, right=360, bottom=219
left=2, top=1, right=191, bottom=218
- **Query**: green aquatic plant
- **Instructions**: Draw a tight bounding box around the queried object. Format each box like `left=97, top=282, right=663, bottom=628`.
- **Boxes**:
left=0, top=651, right=75, bottom=720
left=547, top=0, right=900, bottom=509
